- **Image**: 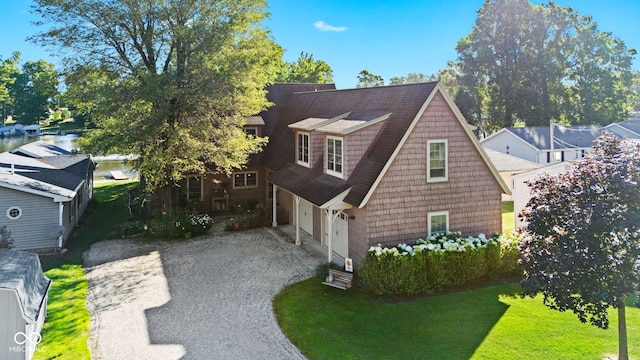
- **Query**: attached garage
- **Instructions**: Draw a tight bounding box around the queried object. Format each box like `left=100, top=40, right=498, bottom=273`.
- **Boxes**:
left=0, top=250, right=51, bottom=360
left=325, top=212, right=349, bottom=259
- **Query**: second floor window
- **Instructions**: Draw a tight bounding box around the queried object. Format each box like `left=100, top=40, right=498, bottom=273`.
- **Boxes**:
left=427, top=140, right=448, bottom=182
left=297, top=132, right=310, bottom=166
left=327, top=136, right=343, bottom=177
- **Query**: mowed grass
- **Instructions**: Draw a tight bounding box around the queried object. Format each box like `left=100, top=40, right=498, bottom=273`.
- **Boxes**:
left=34, top=265, right=90, bottom=360
left=274, top=279, right=640, bottom=360
left=275, top=200, right=640, bottom=359
left=502, top=201, right=515, bottom=234
left=35, top=181, right=138, bottom=360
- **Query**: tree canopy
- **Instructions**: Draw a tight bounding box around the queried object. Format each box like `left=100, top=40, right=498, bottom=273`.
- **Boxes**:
left=9, top=59, right=59, bottom=124
left=454, top=0, right=636, bottom=133
left=356, top=69, right=384, bottom=88
left=518, top=133, right=640, bottom=360
left=31, top=0, right=282, bottom=191
left=273, top=52, right=333, bottom=84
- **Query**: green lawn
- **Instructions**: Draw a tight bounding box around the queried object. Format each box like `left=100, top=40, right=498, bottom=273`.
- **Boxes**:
left=274, top=279, right=640, bottom=360
left=34, top=265, right=91, bottom=360
left=35, top=181, right=138, bottom=360
left=502, top=201, right=514, bottom=234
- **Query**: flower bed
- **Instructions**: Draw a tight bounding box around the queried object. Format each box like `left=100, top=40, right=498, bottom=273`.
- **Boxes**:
left=173, top=213, right=213, bottom=238
left=359, top=232, right=521, bottom=296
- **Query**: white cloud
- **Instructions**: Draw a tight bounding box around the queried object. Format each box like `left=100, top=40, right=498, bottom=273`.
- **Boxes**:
left=314, top=20, right=348, bottom=32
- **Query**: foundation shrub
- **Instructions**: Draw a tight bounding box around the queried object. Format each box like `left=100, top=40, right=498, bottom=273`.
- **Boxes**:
left=360, top=232, right=522, bottom=296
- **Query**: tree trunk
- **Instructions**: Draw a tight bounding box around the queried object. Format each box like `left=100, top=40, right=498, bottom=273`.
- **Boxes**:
left=618, top=296, right=628, bottom=360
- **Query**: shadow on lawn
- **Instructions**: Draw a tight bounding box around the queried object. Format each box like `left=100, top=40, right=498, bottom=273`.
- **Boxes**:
left=271, top=279, right=522, bottom=360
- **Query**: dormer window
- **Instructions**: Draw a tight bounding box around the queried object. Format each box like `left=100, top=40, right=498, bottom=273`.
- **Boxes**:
left=297, top=131, right=310, bottom=167
left=326, top=136, right=343, bottom=178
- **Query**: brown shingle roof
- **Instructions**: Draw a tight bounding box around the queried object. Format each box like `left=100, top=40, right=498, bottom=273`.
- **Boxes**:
left=263, top=82, right=439, bottom=207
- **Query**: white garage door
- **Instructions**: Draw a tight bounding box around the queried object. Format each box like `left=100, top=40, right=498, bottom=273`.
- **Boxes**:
left=299, top=199, right=314, bottom=236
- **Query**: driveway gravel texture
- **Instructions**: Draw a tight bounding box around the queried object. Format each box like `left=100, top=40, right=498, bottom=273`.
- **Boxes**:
left=83, top=226, right=322, bottom=360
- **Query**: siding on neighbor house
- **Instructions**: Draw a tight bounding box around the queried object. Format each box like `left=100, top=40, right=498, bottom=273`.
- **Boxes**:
left=482, top=131, right=538, bottom=163
left=0, top=187, right=60, bottom=251
left=363, top=93, right=502, bottom=251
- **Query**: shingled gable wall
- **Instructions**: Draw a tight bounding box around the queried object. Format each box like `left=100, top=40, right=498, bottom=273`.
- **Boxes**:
left=353, top=91, right=502, bottom=256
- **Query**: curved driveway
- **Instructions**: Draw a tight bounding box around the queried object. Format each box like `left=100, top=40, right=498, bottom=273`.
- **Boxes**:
left=84, top=227, right=322, bottom=359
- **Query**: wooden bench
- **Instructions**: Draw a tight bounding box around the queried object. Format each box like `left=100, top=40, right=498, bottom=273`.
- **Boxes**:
left=322, top=269, right=353, bottom=290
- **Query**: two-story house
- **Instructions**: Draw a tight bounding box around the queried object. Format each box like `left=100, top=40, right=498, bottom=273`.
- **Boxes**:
left=261, top=82, right=509, bottom=265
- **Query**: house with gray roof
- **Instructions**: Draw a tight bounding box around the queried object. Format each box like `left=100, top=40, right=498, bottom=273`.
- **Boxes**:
left=481, top=124, right=603, bottom=165
left=483, top=148, right=541, bottom=201
left=0, top=141, right=95, bottom=252
left=173, top=82, right=508, bottom=266
left=605, top=113, right=640, bottom=140
left=0, top=249, right=51, bottom=360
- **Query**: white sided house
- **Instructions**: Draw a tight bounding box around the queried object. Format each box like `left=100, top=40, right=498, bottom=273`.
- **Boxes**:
left=0, top=250, right=51, bottom=360
left=0, top=141, right=95, bottom=252
left=481, top=124, right=603, bottom=165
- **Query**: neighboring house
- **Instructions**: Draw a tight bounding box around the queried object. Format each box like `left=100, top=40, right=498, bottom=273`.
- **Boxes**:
left=483, top=148, right=541, bottom=201
left=511, top=161, right=574, bottom=229
left=0, top=141, right=95, bottom=252
left=481, top=125, right=603, bottom=165
left=0, top=249, right=51, bottom=360
left=605, top=113, right=640, bottom=140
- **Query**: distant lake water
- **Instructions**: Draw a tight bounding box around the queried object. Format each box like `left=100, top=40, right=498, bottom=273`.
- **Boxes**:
left=0, top=134, right=137, bottom=181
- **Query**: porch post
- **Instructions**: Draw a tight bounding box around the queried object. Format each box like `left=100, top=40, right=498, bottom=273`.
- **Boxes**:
left=294, top=195, right=301, bottom=246
left=326, top=209, right=333, bottom=263
left=271, top=185, right=278, bottom=227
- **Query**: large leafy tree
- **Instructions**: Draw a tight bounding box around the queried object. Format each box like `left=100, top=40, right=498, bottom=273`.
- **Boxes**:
left=519, top=133, right=640, bottom=360
left=455, top=0, right=636, bottom=131
left=273, top=52, right=333, bottom=83
left=31, top=0, right=282, bottom=192
left=9, top=59, right=59, bottom=124
left=0, top=53, right=21, bottom=123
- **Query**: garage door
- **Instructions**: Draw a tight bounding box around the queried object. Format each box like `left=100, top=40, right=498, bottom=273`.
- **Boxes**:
left=299, top=199, right=313, bottom=236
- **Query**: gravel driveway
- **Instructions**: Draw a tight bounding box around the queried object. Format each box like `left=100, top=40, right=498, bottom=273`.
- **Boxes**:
left=83, top=227, right=322, bottom=360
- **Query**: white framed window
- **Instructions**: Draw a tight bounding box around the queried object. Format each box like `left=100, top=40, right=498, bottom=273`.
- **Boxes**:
left=244, top=127, right=258, bottom=137
left=297, top=132, right=310, bottom=167
left=326, top=136, right=343, bottom=178
left=7, top=206, right=22, bottom=220
left=428, top=211, right=449, bottom=236
left=427, top=140, right=448, bottom=182
left=234, top=171, right=258, bottom=189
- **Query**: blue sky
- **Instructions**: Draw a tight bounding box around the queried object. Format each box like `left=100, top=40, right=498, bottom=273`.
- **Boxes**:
left=1, top=0, right=639, bottom=88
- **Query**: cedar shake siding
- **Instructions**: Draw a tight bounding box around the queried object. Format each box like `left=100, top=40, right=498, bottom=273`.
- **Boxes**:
left=364, top=92, right=502, bottom=250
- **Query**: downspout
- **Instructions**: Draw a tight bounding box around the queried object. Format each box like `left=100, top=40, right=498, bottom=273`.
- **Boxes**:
left=271, top=185, right=278, bottom=227
left=58, top=202, right=64, bottom=249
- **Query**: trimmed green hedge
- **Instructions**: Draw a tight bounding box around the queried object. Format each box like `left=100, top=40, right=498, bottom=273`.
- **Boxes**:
left=359, top=232, right=522, bottom=296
